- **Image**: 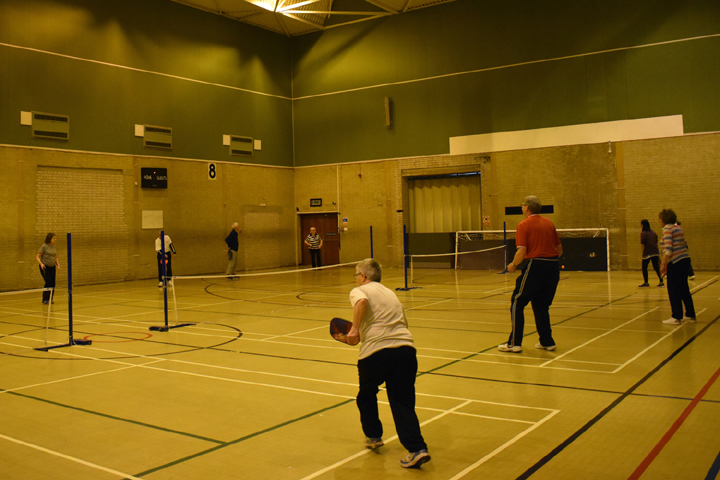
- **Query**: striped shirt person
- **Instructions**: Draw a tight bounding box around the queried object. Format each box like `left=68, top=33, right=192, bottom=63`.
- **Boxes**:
left=304, top=227, right=323, bottom=268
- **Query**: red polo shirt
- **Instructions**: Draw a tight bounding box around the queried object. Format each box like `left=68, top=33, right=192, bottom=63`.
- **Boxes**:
left=516, top=215, right=561, bottom=258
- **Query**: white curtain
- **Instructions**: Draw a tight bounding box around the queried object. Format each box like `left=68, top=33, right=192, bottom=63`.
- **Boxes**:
left=408, top=174, right=481, bottom=233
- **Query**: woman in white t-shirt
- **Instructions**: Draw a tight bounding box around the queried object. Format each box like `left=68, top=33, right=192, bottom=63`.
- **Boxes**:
left=36, top=232, right=60, bottom=304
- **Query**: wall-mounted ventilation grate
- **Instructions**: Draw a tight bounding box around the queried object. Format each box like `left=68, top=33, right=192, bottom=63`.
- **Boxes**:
left=230, top=135, right=253, bottom=156
left=32, top=112, right=69, bottom=140
left=143, top=125, right=172, bottom=150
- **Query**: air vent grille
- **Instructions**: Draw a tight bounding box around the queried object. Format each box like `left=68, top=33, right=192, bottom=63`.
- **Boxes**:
left=144, top=125, right=173, bottom=150
left=229, top=135, right=253, bottom=157
left=31, top=112, right=70, bottom=140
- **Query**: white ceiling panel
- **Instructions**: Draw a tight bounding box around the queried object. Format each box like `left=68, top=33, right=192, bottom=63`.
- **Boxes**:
left=169, top=0, right=456, bottom=36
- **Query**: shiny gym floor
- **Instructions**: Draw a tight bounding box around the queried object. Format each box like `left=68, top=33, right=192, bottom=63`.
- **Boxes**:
left=1, top=267, right=719, bottom=480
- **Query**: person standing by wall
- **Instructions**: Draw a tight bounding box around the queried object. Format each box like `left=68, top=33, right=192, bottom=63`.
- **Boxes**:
left=304, top=227, right=323, bottom=268
left=155, top=231, right=176, bottom=288
left=499, top=196, right=562, bottom=353
left=335, top=258, right=431, bottom=469
left=659, top=210, right=696, bottom=324
left=36, top=233, right=59, bottom=304
left=639, top=219, right=664, bottom=288
left=225, top=222, right=241, bottom=279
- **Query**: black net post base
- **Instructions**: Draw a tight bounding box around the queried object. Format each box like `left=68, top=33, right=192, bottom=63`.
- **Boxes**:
left=149, top=323, right=195, bottom=332
left=35, top=338, right=92, bottom=352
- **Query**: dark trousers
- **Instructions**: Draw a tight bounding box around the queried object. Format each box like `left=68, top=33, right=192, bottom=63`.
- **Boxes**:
left=642, top=256, right=662, bottom=283
left=357, top=346, right=426, bottom=452
left=39, top=265, right=56, bottom=302
left=157, top=252, right=173, bottom=282
left=667, top=258, right=696, bottom=320
left=309, top=249, right=321, bottom=268
left=508, top=258, right=559, bottom=347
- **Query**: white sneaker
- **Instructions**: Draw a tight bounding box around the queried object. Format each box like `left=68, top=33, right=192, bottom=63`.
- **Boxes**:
left=535, top=343, right=557, bottom=351
left=158, top=282, right=163, bottom=287
left=662, top=317, right=681, bottom=325
left=682, top=317, right=696, bottom=323
left=498, top=343, right=522, bottom=353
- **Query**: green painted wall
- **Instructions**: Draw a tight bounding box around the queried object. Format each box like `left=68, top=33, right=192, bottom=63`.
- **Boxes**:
left=291, top=0, right=720, bottom=165
left=0, top=0, right=293, bottom=166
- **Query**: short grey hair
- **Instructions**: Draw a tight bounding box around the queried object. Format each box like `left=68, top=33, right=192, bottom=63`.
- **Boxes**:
left=356, top=258, right=382, bottom=282
left=522, top=196, right=542, bottom=214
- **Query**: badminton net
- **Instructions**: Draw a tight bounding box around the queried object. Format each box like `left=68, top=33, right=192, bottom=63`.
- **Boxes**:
left=166, top=261, right=367, bottom=327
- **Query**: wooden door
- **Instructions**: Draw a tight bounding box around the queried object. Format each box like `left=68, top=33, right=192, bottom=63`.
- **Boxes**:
left=300, top=213, right=339, bottom=266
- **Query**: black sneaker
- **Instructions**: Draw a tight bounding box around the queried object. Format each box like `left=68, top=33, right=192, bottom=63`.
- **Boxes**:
left=657, top=282, right=665, bottom=287
left=638, top=283, right=649, bottom=288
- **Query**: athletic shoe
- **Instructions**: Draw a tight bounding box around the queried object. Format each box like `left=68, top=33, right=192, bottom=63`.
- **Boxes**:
left=535, top=343, right=557, bottom=351
left=682, top=317, right=696, bottom=323
left=638, top=283, right=649, bottom=288
left=400, top=449, right=431, bottom=468
left=498, top=343, right=522, bottom=353
left=42, top=300, right=49, bottom=305
left=657, top=282, right=665, bottom=287
left=662, top=317, right=681, bottom=325
left=364, top=437, right=383, bottom=449
left=158, top=282, right=163, bottom=287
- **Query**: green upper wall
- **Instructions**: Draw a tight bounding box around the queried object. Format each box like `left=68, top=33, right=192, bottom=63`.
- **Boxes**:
left=0, top=0, right=293, bottom=166
left=291, top=0, right=720, bottom=165
left=1, top=0, right=719, bottom=168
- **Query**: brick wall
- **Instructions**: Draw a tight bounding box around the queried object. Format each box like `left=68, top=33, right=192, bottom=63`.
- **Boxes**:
left=624, top=134, right=720, bottom=271
left=36, top=167, right=129, bottom=286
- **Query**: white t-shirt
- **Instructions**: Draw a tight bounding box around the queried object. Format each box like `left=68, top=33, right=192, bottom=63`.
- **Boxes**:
left=155, top=235, right=173, bottom=253
left=349, top=281, right=414, bottom=360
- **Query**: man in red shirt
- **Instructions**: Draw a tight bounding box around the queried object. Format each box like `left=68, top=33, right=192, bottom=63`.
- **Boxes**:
left=499, top=196, right=563, bottom=353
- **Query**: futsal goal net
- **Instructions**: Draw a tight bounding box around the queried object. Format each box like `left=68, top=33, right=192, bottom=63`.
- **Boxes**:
left=455, top=227, right=609, bottom=271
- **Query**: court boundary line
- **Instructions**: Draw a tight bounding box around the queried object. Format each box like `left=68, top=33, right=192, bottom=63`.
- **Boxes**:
left=0, top=431, right=145, bottom=480
left=514, top=312, right=720, bottom=480
left=539, top=307, right=659, bottom=367
left=627, top=363, right=720, bottom=479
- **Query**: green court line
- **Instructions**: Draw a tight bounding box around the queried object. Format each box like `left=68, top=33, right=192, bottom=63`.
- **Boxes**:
left=3, top=390, right=225, bottom=445
left=132, top=398, right=355, bottom=478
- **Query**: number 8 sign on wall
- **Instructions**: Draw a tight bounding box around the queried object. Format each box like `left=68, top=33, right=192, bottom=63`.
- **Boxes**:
left=208, top=163, right=217, bottom=180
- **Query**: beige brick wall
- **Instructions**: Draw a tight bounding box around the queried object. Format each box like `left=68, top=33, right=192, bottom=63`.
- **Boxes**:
left=36, top=167, right=129, bottom=286
left=3, top=131, right=718, bottom=293
left=624, top=133, right=720, bottom=271
left=1, top=145, right=295, bottom=291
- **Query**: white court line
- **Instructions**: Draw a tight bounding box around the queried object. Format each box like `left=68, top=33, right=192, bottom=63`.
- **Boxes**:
left=299, top=400, right=474, bottom=480
left=612, top=308, right=708, bottom=374
left=261, top=324, right=328, bottom=341
left=4, top=334, right=560, bottom=414
left=0, top=432, right=144, bottom=480
left=0, top=359, right=163, bottom=394
left=405, top=298, right=453, bottom=311
left=448, top=409, right=561, bottom=480
left=539, top=307, right=659, bottom=367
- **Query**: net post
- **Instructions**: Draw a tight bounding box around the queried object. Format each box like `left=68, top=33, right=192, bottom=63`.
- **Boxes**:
left=395, top=224, right=420, bottom=291
left=35, top=232, right=92, bottom=351
left=500, top=221, right=509, bottom=274
left=403, top=225, right=408, bottom=289
left=370, top=225, right=374, bottom=258
left=150, top=231, right=194, bottom=332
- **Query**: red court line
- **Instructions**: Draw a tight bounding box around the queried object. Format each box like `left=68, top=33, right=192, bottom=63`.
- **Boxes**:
left=628, top=365, right=720, bottom=480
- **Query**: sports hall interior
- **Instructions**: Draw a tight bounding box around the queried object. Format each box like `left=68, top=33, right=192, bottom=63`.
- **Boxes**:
left=1, top=1, right=720, bottom=479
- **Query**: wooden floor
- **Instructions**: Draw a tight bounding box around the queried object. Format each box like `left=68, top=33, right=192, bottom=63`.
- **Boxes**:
left=1, top=267, right=719, bottom=480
